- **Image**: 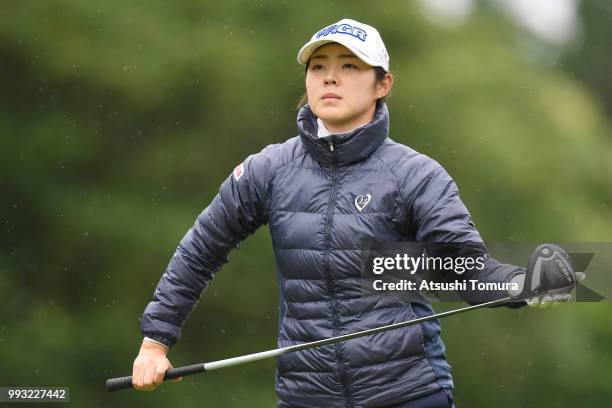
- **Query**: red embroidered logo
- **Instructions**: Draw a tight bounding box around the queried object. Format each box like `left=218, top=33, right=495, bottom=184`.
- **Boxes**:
left=233, top=162, right=244, bottom=181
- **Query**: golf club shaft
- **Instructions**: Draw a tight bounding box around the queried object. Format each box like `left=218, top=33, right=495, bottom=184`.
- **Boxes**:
left=106, top=296, right=513, bottom=392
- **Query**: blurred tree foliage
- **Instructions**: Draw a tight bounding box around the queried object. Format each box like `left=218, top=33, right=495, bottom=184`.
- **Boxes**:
left=1, top=1, right=611, bottom=407
left=564, top=0, right=612, bottom=118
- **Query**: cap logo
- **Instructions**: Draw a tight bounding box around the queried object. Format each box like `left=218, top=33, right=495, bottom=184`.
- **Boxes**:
left=315, top=23, right=367, bottom=42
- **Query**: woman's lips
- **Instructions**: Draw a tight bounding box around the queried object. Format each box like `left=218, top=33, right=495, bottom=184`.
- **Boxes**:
left=322, top=93, right=341, bottom=100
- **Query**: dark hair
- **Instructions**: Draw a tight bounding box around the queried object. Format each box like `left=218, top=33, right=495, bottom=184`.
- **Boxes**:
left=295, top=65, right=390, bottom=110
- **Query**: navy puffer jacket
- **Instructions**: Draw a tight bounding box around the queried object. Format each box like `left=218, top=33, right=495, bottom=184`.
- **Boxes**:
left=141, top=102, right=524, bottom=407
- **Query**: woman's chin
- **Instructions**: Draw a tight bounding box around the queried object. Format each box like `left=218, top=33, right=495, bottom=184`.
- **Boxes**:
left=314, top=111, right=348, bottom=126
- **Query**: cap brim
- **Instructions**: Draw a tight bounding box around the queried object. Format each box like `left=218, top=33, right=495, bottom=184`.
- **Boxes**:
left=297, top=39, right=334, bottom=65
left=297, top=38, right=384, bottom=70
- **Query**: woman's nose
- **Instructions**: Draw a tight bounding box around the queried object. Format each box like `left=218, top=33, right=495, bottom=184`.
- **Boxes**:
left=324, top=68, right=338, bottom=85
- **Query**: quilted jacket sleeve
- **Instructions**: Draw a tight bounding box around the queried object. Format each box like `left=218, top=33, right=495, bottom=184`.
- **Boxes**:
left=140, top=146, right=278, bottom=348
left=405, top=157, right=526, bottom=305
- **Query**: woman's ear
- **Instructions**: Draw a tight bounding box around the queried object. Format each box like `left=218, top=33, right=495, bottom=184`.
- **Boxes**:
left=377, top=73, right=394, bottom=99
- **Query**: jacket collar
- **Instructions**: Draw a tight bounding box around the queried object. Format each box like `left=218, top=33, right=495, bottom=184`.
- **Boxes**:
left=297, top=102, right=389, bottom=166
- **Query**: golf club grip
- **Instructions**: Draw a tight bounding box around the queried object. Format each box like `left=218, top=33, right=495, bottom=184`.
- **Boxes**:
left=106, top=363, right=206, bottom=392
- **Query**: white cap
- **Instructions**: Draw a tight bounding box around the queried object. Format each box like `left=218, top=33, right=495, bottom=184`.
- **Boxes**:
left=297, top=18, right=390, bottom=72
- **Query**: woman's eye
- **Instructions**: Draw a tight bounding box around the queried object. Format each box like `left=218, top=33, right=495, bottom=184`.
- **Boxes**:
left=343, top=63, right=358, bottom=69
left=311, top=64, right=324, bottom=70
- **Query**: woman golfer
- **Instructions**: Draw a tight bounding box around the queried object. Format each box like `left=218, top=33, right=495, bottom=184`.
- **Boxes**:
left=131, top=19, right=578, bottom=407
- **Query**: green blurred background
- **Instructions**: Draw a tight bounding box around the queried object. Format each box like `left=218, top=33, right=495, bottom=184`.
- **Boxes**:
left=1, top=1, right=611, bottom=406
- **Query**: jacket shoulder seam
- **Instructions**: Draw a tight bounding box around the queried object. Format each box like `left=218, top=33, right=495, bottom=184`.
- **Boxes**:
left=370, top=152, right=408, bottom=208
left=373, top=144, right=444, bottom=215
left=264, top=142, right=308, bottom=212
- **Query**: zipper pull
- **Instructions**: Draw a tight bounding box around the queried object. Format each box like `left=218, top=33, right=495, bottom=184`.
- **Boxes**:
left=328, top=136, right=335, bottom=152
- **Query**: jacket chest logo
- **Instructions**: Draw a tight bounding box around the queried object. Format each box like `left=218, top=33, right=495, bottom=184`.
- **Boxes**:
left=355, top=194, right=371, bottom=212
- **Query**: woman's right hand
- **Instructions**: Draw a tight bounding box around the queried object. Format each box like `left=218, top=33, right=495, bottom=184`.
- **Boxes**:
left=132, top=339, right=182, bottom=391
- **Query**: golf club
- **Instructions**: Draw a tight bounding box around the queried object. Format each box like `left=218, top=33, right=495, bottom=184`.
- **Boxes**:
left=106, top=295, right=514, bottom=392
left=107, top=243, right=578, bottom=392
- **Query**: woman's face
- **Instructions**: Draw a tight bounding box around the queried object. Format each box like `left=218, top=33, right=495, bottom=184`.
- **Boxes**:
left=305, top=43, right=391, bottom=133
